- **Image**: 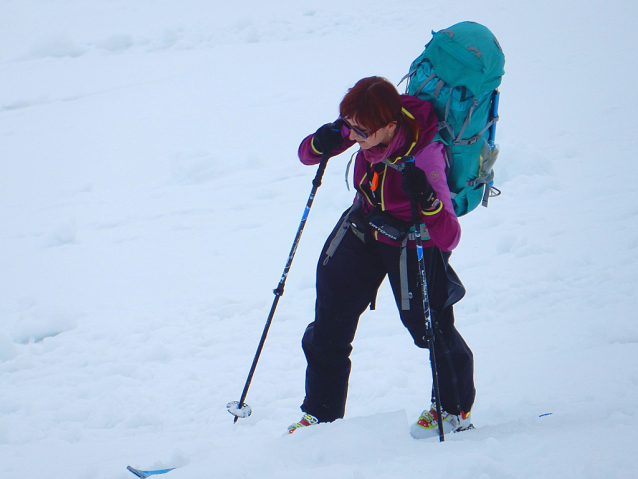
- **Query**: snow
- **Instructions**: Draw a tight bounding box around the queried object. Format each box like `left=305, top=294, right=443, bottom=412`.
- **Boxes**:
left=1, top=1, right=638, bottom=478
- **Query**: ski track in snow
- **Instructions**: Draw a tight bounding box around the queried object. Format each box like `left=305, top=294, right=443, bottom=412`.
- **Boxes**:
left=1, top=1, right=638, bottom=478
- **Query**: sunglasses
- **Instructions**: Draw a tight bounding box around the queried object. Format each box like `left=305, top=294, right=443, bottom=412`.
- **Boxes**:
left=340, top=117, right=374, bottom=140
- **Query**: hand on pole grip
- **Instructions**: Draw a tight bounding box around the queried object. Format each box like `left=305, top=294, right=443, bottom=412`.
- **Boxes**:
left=401, top=157, right=438, bottom=210
left=311, top=119, right=345, bottom=156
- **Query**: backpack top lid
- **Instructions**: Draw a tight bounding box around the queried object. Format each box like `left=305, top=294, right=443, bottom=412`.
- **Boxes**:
left=423, top=21, right=505, bottom=97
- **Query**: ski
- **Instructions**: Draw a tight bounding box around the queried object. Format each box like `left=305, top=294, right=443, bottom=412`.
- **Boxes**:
left=127, top=466, right=176, bottom=478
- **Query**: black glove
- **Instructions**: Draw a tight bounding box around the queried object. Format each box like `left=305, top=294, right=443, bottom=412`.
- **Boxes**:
left=311, top=120, right=344, bottom=155
left=401, top=164, right=438, bottom=210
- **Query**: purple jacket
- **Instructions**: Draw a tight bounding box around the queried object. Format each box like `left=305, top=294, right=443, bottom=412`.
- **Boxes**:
left=298, top=95, right=461, bottom=252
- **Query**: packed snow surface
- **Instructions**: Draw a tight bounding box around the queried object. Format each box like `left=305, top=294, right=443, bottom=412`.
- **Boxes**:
left=1, top=1, right=637, bottom=478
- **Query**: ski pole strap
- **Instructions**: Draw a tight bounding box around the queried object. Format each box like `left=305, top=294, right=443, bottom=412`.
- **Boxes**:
left=399, top=237, right=411, bottom=310
left=323, top=211, right=353, bottom=265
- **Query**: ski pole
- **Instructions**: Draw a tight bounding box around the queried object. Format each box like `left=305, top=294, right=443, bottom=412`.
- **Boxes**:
left=227, top=151, right=331, bottom=423
left=483, top=90, right=501, bottom=207
left=403, top=156, right=445, bottom=442
left=488, top=90, right=500, bottom=149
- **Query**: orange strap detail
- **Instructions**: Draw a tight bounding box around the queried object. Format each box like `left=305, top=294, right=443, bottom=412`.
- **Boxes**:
left=371, top=171, right=380, bottom=191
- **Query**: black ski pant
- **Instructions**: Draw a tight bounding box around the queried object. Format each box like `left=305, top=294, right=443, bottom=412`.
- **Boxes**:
left=301, top=220, right=475, bottom=423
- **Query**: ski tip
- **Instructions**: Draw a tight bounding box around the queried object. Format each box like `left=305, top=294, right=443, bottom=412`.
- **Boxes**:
left=127, top=467, right=147, bottom=478
left=538, top=413, right=553, bottom=418
left=127, top=466, right=176, bottom=478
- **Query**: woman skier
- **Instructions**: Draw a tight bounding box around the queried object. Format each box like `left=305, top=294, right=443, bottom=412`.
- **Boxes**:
left=288, top=76, right=475, bottom=439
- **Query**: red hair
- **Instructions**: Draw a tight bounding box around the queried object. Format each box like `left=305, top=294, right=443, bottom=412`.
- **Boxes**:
left=339, top=76, right=419, bottom=142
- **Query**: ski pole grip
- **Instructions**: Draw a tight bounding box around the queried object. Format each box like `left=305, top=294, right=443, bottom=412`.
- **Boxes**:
left=401, top=156, right=422, bottom=223
left=312, top=151, right=331, bottom=188
left=402, top=155, right=415, bottom=168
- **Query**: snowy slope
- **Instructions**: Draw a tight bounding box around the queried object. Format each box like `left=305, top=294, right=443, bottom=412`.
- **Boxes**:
left=1, top=1, right=637, bottom=478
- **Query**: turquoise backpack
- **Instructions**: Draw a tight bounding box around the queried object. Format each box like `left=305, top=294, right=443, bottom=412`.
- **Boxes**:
left=401, top=22, right=505, bottom=216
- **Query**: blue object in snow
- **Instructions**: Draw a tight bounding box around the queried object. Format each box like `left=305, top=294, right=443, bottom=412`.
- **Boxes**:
left=127, top=466, right=176, bottom=478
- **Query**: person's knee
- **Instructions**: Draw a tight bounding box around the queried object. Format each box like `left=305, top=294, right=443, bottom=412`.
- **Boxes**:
left=302, top=322, right=354, bottom=362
